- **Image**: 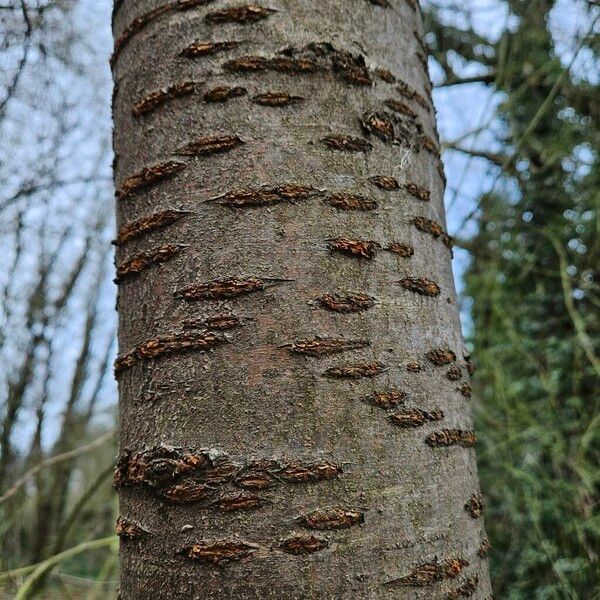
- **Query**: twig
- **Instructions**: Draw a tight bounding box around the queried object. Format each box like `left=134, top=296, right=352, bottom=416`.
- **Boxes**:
left=543, top=230, right=600, bottom=376
left=12, top=536, right=118, bottom=600
left=0, top=431, right=114, bottom=504
left=0, top=0, right=32, bottom=118
left=52, top=462, right=114, bottom=553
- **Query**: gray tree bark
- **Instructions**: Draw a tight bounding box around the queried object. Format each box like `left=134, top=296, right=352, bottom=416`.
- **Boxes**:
left=111, top=1, right=492, bottom=598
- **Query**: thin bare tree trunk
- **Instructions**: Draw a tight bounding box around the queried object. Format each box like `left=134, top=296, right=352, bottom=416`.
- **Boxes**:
left=112, top=1, right=492, bottom=598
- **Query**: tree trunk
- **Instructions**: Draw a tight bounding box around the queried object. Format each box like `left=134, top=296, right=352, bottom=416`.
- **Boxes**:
left=112, top=1, right=492, bottom=598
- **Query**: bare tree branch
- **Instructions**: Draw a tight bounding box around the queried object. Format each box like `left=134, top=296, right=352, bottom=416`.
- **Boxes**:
left=0, top=431, right=114, bottom=505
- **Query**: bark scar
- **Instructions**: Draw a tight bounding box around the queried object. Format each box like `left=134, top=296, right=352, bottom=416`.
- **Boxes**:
left=447, top=576, right=479, bottom=599
left=385, top=557, right=469, bottom=587
left=404, top=182, right=431, bottom=201
left=283, top=337, right=370, bottom=357
left=279, top=534, right=329, bottom=555
left=425, top=429, right=477, bottom=448
left=446, top=366, right=463, bottom=381
left=115, top=446, right=342, bottom=501
left=133, top=81, right=200, bottom=116
left=224, top=42, right=373, bottom=87
left=114, top=331, right=225, bottom=374
left=397, top=79, right=430, bottom=110
left=390, top=408, right=444, bottom=428
left=366, top=390, right=407, bottom=409
left=252, top=92, right=304, bottom=106
left=384, top=99, right=418, bottom=119
left=112, top=0, right=218, bottom=66
left=316, top=293, right=375, bottom=313
left=116, top=161, right=186, bottom=201
left=367, top=0, right=391, bottom=7
left=369, top=175, right=400, bottom=191
left=205, top=5, right=276, bottom=25
left=176, top=135, right=245, bottom=157
left=386, top=242, right=414, bottom=258
left=114, top=210, right=191, bottom=246
left=160, top=480, right=212, bottom=504
left=115, top=244, right=187, bottom=283
left=325, top=194, right=378, bottom=211
left=413, top=216, right=453, bottom=247
left=324, top=362, right=387, bottom=379
left=210, top=491, right=269, bottom=512
left=175, top=277, right=289, bottom=301
left=465, top=493, right=484, bottom=518
left=181, top=40, right=241, bottom=58
left=426, top=348, right=456, bottom=366
left=180, top=540, right=257, bottom=565
left=116, top=516, right=150, bottom=539
left=399, top=276, right=441, bottom=297
left=297, top=507, right=364, bottom=530
left=208, top=185, right=315, bottom=208
left=457, top=382, right=472, bottom=398
left=321, top=135, right=372, bottom=152
left=360, top=112, right=395, bottom=142
left=328, top=237, right=380, bottom=259
left=375, top=68, right=396, bottom=83
left=224, top=55, right=318, bottom=73
left=478, top=538, right=491, bottom=558
left=204, top=86, right=247, bottom=102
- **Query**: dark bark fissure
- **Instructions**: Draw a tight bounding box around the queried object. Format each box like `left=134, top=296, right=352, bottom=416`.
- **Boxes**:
left=112, top=0, right=491, bottom=598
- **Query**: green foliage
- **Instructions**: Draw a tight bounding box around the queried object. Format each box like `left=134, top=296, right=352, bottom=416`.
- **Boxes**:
left=426, top=0, right=600, bottom=596
left=0, top=433, right=118, bottom=598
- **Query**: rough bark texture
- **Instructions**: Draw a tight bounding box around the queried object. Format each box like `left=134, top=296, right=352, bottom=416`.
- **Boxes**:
left=112, top=1, right=492, bottom=598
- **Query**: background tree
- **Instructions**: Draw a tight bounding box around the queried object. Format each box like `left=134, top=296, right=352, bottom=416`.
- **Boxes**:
left=424, top=0, right=600, bottom=597
left=0, top=0, right=117, bottom=596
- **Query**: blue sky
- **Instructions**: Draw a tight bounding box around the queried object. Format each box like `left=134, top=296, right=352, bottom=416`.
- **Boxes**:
left=0, top=0, right=595, bottom=451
